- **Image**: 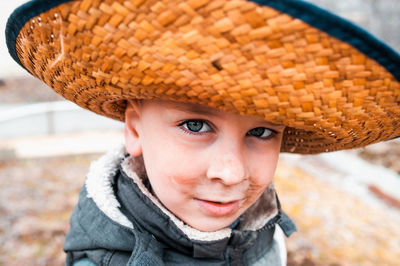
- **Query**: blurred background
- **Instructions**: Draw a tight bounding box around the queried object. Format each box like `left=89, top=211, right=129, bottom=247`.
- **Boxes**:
left=0, top=0, right=399, bottom=265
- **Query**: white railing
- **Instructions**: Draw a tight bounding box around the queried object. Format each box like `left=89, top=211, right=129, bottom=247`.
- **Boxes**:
left=0, top=101, right=123, bottom=138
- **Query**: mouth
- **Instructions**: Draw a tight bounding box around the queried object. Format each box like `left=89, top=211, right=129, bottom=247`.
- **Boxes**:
left=195, top=198, right=242, bottom=217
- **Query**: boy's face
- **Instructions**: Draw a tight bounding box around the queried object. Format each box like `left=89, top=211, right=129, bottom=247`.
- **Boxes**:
left=125, top=100, right=284, bottom=232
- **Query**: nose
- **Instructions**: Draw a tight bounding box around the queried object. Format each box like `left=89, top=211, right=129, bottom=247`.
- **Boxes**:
left=206, top=148, right=248, bottom=186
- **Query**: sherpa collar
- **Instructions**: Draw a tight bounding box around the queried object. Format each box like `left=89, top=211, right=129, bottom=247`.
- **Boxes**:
left=84, top=145, right=296, bottom=260
left=86, top=145, right=280, bottom=238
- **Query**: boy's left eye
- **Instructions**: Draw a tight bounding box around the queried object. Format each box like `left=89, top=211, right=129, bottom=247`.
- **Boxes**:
left=180, top=120, right=212, bottom=133
left=247, top=127, right=274, bottom=139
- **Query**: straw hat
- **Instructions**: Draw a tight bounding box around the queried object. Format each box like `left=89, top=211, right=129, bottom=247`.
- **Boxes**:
left=6, top=0, right=400, bottom=154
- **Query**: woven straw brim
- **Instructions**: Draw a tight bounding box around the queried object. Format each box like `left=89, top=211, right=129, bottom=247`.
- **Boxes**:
left=11, top=0, right=400, bottom=154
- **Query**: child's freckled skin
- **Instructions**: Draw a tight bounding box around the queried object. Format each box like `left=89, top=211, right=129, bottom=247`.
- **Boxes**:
left=125, top=99, right=284, bottom=232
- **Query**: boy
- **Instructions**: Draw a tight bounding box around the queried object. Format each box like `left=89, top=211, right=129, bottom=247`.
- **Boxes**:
left=6, top=0, right=400, bottom=265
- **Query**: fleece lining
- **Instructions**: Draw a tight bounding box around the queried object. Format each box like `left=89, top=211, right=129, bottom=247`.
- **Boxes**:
left=85, top=145, right=280, bottom=242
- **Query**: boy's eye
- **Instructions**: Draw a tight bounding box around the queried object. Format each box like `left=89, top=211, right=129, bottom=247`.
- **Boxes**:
left=181, top=120, right=212, bottom=133
left=247, top=127, right=274, bottom=139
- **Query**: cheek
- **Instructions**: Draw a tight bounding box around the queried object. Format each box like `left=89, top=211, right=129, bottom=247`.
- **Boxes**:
left=141, top=135, right=204, bottom=188
left=249, top=149, right=280, bottom=189
left=165, top=150, right=208, bottom=187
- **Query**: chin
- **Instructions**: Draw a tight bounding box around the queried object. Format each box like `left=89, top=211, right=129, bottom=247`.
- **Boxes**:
left=189, top=217, right=237, bottom=232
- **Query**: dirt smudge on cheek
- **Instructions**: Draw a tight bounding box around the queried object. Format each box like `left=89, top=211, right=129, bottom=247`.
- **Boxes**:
left=170, top=174, right=199, bottom=186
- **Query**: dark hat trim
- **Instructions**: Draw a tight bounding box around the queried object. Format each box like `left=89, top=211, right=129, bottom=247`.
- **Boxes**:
left=6, top=0, right=68, bottom=73
left=6, top=0, right=400, bottom=81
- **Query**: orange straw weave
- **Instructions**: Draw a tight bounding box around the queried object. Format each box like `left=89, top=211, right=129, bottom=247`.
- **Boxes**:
left=13, top=0, right=400, bottom=153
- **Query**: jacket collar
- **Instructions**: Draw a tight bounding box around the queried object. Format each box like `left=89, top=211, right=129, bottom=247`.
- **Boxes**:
left=84, top=145, right=296, bottom=260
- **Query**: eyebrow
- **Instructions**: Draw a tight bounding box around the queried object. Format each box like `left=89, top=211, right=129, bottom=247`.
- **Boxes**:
left=165, top=101, right=222, bottom=117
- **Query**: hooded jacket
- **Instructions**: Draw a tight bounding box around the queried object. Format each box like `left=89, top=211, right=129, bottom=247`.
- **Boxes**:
left=64, top=146, right=296, bottom=265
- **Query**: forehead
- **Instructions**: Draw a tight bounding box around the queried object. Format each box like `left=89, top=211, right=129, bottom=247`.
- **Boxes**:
left=151, top=100, right=223, bottom=116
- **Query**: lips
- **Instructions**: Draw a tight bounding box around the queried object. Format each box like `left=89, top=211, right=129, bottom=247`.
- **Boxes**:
left=196, top=198, right=242, bottom=216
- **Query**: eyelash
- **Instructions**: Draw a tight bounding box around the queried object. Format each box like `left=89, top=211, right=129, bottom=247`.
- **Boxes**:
left=178, top=120, right=213, bottom=136
left=246, top=127, right=277, bottom=140
left=178, top=119, right=278, bottom=140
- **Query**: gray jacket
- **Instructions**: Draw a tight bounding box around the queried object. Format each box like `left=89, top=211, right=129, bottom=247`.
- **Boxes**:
left=64, top=146, right=296, bottom=266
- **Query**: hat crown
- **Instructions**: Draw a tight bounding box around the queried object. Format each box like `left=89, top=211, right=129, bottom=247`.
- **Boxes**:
left=6, top=0, right=400, bottom=153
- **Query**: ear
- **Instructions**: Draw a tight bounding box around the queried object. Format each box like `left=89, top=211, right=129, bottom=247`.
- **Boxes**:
left=124, top=100, right=143, bottom=156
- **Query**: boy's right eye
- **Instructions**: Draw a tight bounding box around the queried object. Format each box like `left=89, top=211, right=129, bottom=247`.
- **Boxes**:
left=180, top=120, right=212, bottom=133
